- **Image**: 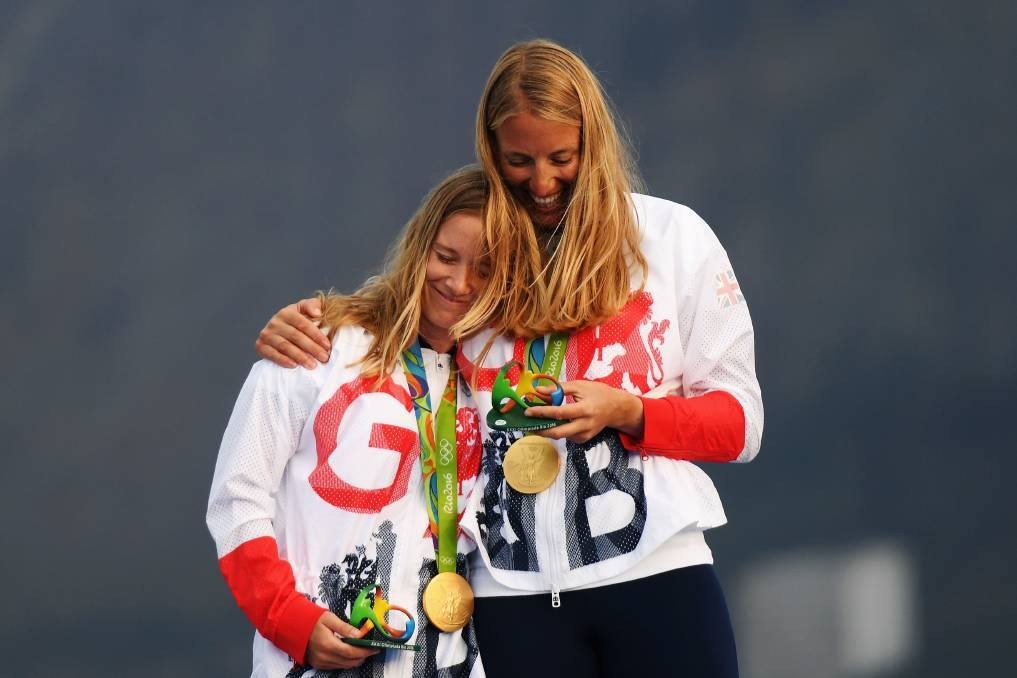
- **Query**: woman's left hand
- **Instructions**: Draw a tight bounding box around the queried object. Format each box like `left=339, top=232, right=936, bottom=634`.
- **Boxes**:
left=524, top=380, right=644, bottom=443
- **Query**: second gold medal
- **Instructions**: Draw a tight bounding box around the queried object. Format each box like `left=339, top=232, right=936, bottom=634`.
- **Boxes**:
left=423, top=571, right=475, bottom=632
left=503, top=435, right=559, bottom=494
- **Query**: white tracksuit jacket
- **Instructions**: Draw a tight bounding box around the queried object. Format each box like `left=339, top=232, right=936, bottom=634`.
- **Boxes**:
left=456, top=193, right=764, bottom=601
left=208, top=325, right=485, bottom=677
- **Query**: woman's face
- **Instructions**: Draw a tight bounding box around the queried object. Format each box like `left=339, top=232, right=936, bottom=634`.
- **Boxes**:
left=418, top=211, right=490, bottom=350
left=494, top=110, right=581, bottom=231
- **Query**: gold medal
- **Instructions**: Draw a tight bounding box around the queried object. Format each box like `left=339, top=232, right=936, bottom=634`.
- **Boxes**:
left=503, top=435, right=559, bottom=494
left=422, top=571, right=474, bottom=632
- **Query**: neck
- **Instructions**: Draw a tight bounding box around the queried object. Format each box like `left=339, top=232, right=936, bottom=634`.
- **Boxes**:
left=417, top=329, right=455, bottom=354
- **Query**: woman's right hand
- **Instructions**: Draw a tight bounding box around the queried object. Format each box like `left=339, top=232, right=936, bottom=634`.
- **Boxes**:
left=255, top=298, right=331, bottom=369
left=305, top=611, right=379, bottom=670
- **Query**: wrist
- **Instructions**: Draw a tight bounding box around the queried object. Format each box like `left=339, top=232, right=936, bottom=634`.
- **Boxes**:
left=614, top=392, right=645, bottom=438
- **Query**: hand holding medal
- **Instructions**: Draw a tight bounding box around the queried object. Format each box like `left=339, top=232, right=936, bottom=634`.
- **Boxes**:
left=486, top=361, right=566, bottom=431
left=491, top=332, right=651, bottom=494
left=485, top=334, right=570, bottom=494
left=486, top=333, right=570, bottom=433
left=522, top=379, right=649, bottom=444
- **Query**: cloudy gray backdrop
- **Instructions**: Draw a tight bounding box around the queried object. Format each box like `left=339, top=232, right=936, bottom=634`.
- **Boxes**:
left=2, top=1, right=1014, bottom=676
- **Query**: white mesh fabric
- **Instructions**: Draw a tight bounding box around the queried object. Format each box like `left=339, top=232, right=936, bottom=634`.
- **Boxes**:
left=672, top=204, right=764, bottom=463
left=206, top=361, right=314, bottom=558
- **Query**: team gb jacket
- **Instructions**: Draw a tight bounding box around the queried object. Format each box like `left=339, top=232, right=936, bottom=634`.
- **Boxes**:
left=208, top=325, right=485, bottom=677
left=456, top=193, right=764, bottom=601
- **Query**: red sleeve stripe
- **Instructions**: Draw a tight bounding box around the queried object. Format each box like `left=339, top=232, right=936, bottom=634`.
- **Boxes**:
left=619, top=390, right=745, bottom=462
left=218, top=536, right=325, bottom=663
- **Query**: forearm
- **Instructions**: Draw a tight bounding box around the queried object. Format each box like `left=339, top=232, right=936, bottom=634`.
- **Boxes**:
left=208, top=362, right=323, bottom=660
left=218, top=536, right=325, bottom=663
left=618, top=390, right=746, bottom=462
left=610, top=390, right=646, bottom=439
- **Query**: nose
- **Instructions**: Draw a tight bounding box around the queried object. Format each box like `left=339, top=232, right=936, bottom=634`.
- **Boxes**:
left=528, top=163, right=558, bottom=197
left=447, top=264, right=475, bottom=296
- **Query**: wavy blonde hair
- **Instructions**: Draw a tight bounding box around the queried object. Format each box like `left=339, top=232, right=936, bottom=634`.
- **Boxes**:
left=319, top=165, right=490, bottom=379
left=458, top=38, right=648, bottom=339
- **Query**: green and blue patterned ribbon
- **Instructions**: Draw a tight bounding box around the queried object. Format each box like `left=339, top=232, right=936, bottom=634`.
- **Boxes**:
left=525, top=332, right=569, bottom=381
left=399, top=340, right=459, bottom=574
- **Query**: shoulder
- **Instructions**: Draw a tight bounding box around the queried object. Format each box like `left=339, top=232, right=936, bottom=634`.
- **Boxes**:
left=245, top=323, right=376, bottom=400
left=630, top=193, right=726, bottom=264
left=329, top=323, right=375, bottom=362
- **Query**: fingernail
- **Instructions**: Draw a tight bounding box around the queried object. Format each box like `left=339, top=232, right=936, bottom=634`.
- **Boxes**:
left=304, top=360, right=316, bottom=370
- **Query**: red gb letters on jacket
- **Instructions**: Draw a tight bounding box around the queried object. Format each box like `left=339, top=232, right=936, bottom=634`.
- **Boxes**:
left=309, top=375, right=482, bottom=514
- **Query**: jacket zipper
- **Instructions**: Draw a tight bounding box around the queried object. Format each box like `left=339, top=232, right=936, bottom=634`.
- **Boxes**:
left=546, top=334, right=565, bottom=607
left=544, top=446, right=563, bottom=608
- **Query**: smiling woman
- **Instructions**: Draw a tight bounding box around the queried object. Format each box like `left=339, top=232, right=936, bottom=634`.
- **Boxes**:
left=313, top=167, right=491, bottom=377
left=208, top=166, right=492, bottom=677
left=493, top=111, right=580, bottom=228
left=419, top=212, right=490, bottom=353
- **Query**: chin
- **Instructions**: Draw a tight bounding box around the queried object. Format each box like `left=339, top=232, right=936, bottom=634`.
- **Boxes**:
left=532, top=213, right=564, bottom=229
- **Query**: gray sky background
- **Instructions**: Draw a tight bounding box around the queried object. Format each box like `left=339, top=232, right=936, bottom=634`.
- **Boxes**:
left=2, top=1, right=1014, bottom=676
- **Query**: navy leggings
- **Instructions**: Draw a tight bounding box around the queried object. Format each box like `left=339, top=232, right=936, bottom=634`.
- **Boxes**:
left=472, top=565, right=739, bottom=677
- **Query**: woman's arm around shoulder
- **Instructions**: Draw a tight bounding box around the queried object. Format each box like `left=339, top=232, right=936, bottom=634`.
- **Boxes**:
left=255, top=298, right=333, bottom=369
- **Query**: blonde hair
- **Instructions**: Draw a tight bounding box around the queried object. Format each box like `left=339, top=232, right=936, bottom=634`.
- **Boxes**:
left=319, top=165, right=490, bottom=379
left=460, top=38, right=648, bottom=339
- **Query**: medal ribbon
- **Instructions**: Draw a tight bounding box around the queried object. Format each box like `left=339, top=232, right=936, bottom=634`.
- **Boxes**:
left=400, top=340, right=459, bottom=574
left=524, top=332, right=569, bottom=384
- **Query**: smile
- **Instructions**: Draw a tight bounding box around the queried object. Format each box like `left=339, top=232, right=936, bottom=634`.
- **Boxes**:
left=434, top=286, right=471, bottom=307
left=530, top=192, right=561, bottom=207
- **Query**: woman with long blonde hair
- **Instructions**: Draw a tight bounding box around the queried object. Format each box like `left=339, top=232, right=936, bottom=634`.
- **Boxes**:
left=209, top=166, right=493, bottom=677
left=257, top=40, right=761, bottom=677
